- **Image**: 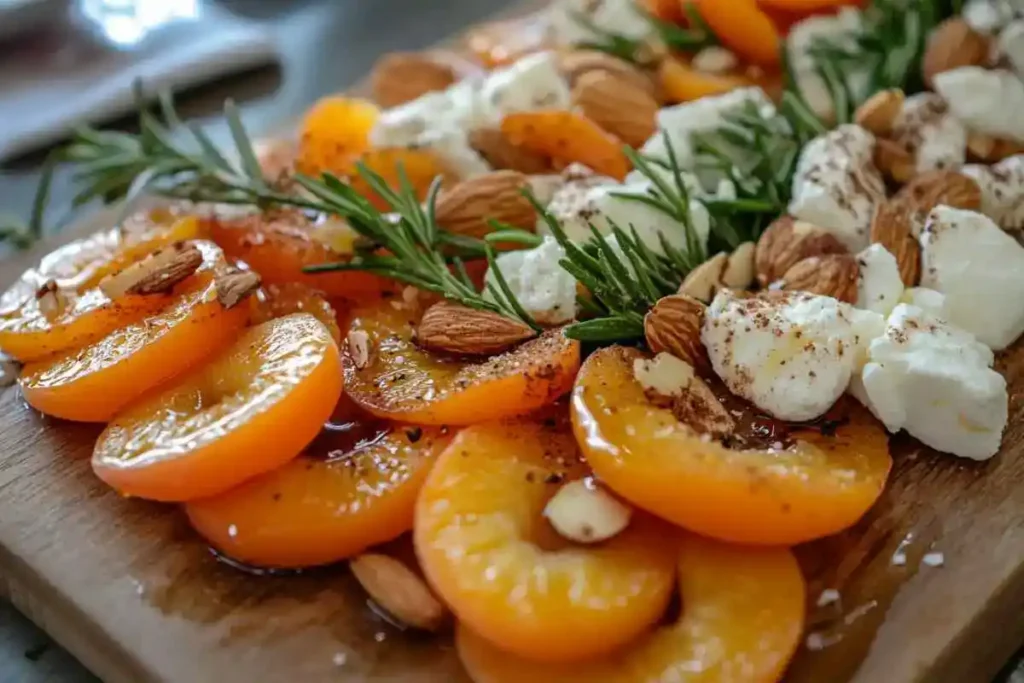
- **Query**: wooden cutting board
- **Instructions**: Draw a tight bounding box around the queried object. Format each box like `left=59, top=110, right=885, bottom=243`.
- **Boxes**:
left=3, top=4, right=1024, bottom=682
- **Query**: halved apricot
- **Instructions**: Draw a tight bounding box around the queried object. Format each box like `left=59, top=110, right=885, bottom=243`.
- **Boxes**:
left=204, top=211, right=394, bottom=301
left=92, top=314, right=343, bottom=502
left=659, top=56, right=755, bottom=103
left=186, top=407, right=450, bottom=568
left=416, top=416, right=677, bottom=663
left=694, top=0, right=781, bottom=67
left=252, top=282, right=342, bottom=344
left=348, top=147, right=456, bottom=211
left=20, top=254, right=249, bottom=423
left=501, top=111, right=631, bottom=180
left=296, top=96, right=380, bottom=177
left=457, top=534, right=805, bottom=682
left=571, top=346, right=892, bottom=545
left=342, top=298, right=580, bottom=425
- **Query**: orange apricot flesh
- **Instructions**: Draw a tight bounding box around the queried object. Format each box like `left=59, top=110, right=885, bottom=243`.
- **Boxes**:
left=457, top=534, right=806, bottom=683
left=252, top=282, right=342, bottom=344
left=501, top=111, right=631, bottom=180
left=296, top=96, right=379, bottom=177
left=415, top=416, right=677, bottom=663
left=342, top=299, right=580, bottom=425
left=571, top=346, right=892, bottom=546
left=186, top=415, right=450, bottom=568
left=659, top=56, right=755, bottom=103
left=93, top=314, right=343, bottom=502
left=694, top=0, right=781, bottom=68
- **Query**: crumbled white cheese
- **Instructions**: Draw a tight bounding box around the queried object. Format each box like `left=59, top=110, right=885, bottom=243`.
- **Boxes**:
left=892, top=93, right=967, bottom=174
left=922, top=551, right=945, bottom=567
left=934, top=68, right=1024, bottom=143
left=856, top=244, right=905, bottom=316
left=702, top=290, right=884, bottom=422
left=640, top=88, right=777, bottom=171
left=851, top=304, right=1007, bottom=460
left=963, top=0, right=1024, bottom=34
left=899, top=287, right=948, bottom=320
left=478, top=52, right=572, bottom=124
left=545, top=0, right=655, bottom=46
left=920, top=205, right=1024, bottom=349
left=633, top=352, right=696, bottom=398
left=485, top=236, right=577, bottom=325
left=787, top=9, right=871, bottom=122
left=961, top=155, right=1024, bottom=233
left=998, top=20, right=1024, bottom=76
left=789, top=125, right=886, bottom=252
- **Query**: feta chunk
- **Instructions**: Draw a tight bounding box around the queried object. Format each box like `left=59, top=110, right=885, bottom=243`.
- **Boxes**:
left=478, top=52, right=572, bottom=124
left=997, top=20, right=1024, bottom=76
left=892, top=93, right=967, bottom=174
left=961, top=155, right=1024, bottom=233
left=899, top=287, right=948, bottom=320
left=485, top=236, right=576, bottom=325
left=963, top=0, right=1024, bottom=34
left=640, top=88, right=777, bottom=170
left=856, top=244, right=905, bottom=315
left=852, top=304, right=1007, bottom=460
left=545, top=0, right=655, bottom=46
left=702, top=290, right=884, bottom=422
left=920, top=205, right=1024, bottom=349
left=934, top=68, right=1024, bottom=143
left=789, top=125, right=886, bottom=252
left=787, top=9, right=871, bottom=122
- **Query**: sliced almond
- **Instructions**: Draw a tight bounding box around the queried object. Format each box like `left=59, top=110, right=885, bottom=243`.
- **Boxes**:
left=722, top=241, right=756, bottom=290
left=874, top=138, right=916, bottom=184
left=678, top=252, right=728, bottom=303
left=34, top=280, right=67, bottom=318
left=633, top=352, right=735, bottom=439
left=779, top=254, right=860, bottom=303
left=691, top=46, right=740, bottom=75
left=468, top=128, right=553, bottom=174
left=416, top=300, right=536, bottom=356
left=922, top=17, right=991, bottom=89
left=434, top=170, right=537, bottom=240
left=870, top=201, right=922, bottom=287
left=370, top=52, right=457, bottom=108
left=100, top=242, right=203, bottom=299
left=643, top=294, right=709, bottom=373
left=543, top=478, right=632, bottom=544
left=215, top=268, right=261, bottom=309
left=349, top=553, right=448, bottom=631
left=347, top=329, right=372, bottom=370
left=854, top=89, right=904, bottom=137
left=755, top=216, right=848, bottom=287
left=572, top=70, right=658, bottom=148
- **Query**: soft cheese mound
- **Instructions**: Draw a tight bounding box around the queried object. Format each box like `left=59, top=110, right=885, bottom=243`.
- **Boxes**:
left=485, top=236, right=577, bottom=325
left=855, top=244, right=904, bottom=316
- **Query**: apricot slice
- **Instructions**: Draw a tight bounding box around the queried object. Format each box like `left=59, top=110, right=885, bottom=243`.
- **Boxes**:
left=92, top=314, right=343, bottom=502
left=571, top=346, right=892, bottom=545
left=252, top=282, right=342, bottom=344
left=204, top=212, right=393, bottom=301
left=186, top=410, right=450, bottom=568
left=296, top=96, right=380, bottom=177
left=693, top=0, right=781, bottom=67
left=457, top=534, right=805, bottom=683
left=659, top=56, right=754, bottom=103
left=20, top=264, right=249, bottom=423
left=348, top=147, right=455, bottom=211
left=501, top=111, right=631, bottom=181
left=342, top=299, right=580, bottom=425
left=415, top=416, right=677, bottom=663
left=758, top=0, right=863, bottom=13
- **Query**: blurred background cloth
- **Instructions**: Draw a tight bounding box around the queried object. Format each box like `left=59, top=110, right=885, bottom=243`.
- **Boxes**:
left=0, top=0, right=277, bottom=161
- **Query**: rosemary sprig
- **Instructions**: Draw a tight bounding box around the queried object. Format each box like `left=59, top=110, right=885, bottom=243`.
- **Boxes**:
left=571, top=3, right=717, bottom=65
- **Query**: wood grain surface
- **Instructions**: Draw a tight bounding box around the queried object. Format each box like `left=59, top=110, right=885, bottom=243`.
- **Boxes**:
left=2, top=4, right=1024, bottom=682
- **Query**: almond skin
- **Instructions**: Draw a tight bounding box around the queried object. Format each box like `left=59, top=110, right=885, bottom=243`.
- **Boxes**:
left=349, top=553, right=448, bottom=631
left=854, top=88, right=905, bottom=137
left=434, top=170, right=537, bottom=240
left=215, top=268, right=261, bottom=309
left=755, top=216, right=848, bottom=287
left=779, top=254, right=859, bottom=303
left=894, top=170, right=982, bottom=215
left=100, top=241, right=203, bottom=299
left=870, top=201, right=922, bottom=287
left=416, top=301, right=536, bottom=356
left=644, top=294, right=710, bottom=373
left=468, top=128, right=553, bottom=174
left=922, top=17, right=991, bottom=89
left=572, top=70, right=658, bottom=148
left=874, top=138, right=916, bottom=184
left=558, top=49, right=657, bottom=98
left=370, top=52, right=457, bottom=108
left=966, top=131, right=1024, bottom=163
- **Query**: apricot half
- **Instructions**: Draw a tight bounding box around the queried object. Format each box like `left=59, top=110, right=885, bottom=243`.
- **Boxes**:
left=571, top=346, right=892, bottom=545
left=342, top=298, right=580, bottom=425
left=415, top=416, right=677, bottom=663
left=92, top=314, right=342, bottom=502
left=457, top=534, right=806, bottom=683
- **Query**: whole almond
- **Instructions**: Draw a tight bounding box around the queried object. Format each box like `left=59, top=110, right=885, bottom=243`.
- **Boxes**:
left=644, top=294, right=710, bottom=373
left=922, top=17, right=991, bottom=89
left=779, top=254, right=859, bottom=303
left=468, top=128, right=553, bottom=174
left=349, top=553, right=448, bottom=631
left=870, top=201, right=921, bottom=287
left=755, top=216, right=848, bottom=286
left=874, top=138, right=916, bottom=184
left=572, top=70, right=658, bottom=148
left=370, top=52, right=457, bottom=108
left=100, top=242, right=203, bottom=299
left=894, top=170, right=982, bottom=216
left=722, top=242, right=755, bottom=290
left=855, top=88, right=905, bottom=137
left=434, top=170, right=537, bottom=239
left=558, top=49, right=657, bottom=98
left=966, top=131, right=1024, bottom=163
left=678, top=252, right=728, bottom=302
left=416, top=300, right=536, bottom=355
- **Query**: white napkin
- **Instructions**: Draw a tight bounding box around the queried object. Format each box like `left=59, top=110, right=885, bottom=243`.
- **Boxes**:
left=0, top=4, right=277, bottom=162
